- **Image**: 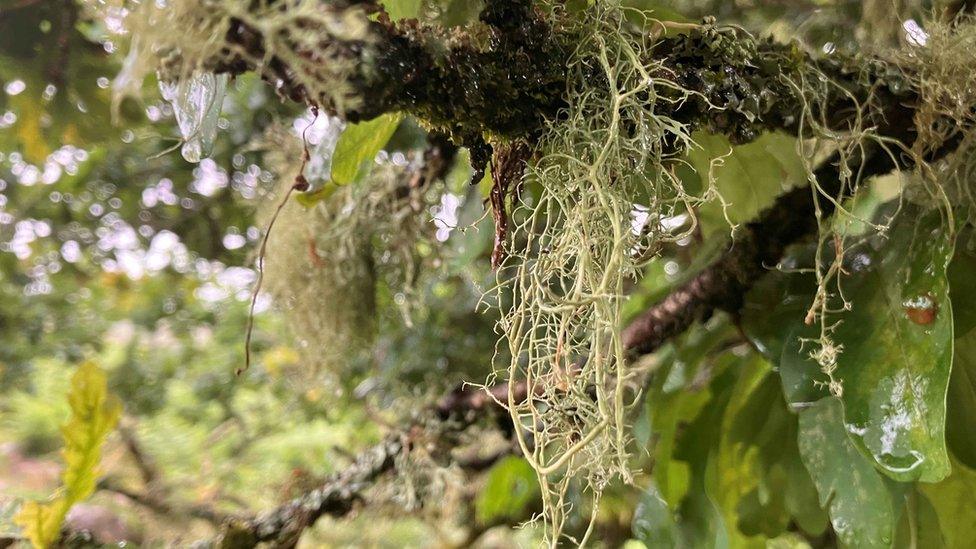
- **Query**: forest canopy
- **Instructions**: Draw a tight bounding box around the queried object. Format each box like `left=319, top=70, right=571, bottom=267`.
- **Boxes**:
left=2, top=0, right=976, bottom=547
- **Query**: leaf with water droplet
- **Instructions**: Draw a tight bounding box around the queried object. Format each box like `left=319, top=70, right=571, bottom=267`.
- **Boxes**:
left=632, top=483, right=681, bottom=549
left=158, top=72, right=228, bottom=163
left=797, top=398, right=896, bottom=549
left=745, top=206, right=955, bottom=482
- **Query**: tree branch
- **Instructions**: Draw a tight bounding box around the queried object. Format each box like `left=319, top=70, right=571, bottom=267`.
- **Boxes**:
left=210, top=2, right=917, bottom=151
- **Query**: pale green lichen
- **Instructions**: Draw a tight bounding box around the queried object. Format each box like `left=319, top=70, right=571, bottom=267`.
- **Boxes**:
left=103, top=0, right=372, bottom=118
left=257, top=124, right=441, bottom=381
left=492, top=3, right=713, bottom=544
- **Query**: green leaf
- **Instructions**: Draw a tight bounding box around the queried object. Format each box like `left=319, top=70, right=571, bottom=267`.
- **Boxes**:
left=714, top=356, right=779, bottom=544
left=745, top=208, right=955, bottom=482
left=946, top=242, right=976, bottom=468
left=947, top=239, right=976, bottom=337
left=14, top=361, right=122, bottom=548
left=672, top=365, right=738, bottom=549
left=686, top=132, right=806, bottom=237
left=946, top=330, right=976, bottom=470
left=797, top=398, right=896, bottom=549
left=330, top=113, right=403, bottom=185
left=648, top=327, right=730, bottom=507
left=475, top=456, right=539, bottom=525
left=632, top=483, right=681, bottom=549
left=919, top=457, right=976, bottom=549
left=715, top=356, right=826, bottom=542
left=893, top=489, right=946, bottom=549
left=381, top=0, right=422, bottom=21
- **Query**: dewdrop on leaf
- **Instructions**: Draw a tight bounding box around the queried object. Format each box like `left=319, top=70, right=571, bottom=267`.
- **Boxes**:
left=159, top=72, right=228, bottom=162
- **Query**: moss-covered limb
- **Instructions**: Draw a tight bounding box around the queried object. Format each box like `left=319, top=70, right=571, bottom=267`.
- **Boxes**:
left=207, top=3, right=927, bottom=150
left=213, top=437, right=402, bottom=548
left=203, top=381, right=517, bottom=549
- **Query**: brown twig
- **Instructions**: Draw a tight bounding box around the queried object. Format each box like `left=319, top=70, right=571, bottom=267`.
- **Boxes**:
left=488, top=141, right=531, bottom=269
left=98, top=477, right=229, bottom=525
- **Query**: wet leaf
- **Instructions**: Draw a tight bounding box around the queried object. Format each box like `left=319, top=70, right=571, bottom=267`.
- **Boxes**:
left=633, top=483, right=681, bottom=549
left=797, top=398, right=896, bottom=549
left=330, top=113, right=403, bottom=185
left=746, top=208, right=955, bottom=482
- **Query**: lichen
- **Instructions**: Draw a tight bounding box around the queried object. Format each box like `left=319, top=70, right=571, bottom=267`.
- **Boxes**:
left=108, top=0, right=374, bottom=118
left=257, top=124, right=441, bottom=383
left=491, top=3, right=710, bottom=544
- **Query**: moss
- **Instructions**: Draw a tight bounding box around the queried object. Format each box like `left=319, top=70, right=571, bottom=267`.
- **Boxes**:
left=378, top=13, right=570, bottom=140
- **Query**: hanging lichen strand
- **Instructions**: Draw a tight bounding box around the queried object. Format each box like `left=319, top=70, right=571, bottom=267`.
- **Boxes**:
left=111, top=0, right=373, bottom=118
left=494, top=4, right=709, bottom=544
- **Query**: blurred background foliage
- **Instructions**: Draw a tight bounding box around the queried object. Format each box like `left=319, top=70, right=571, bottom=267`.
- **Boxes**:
left=1, top=0, right=975, bottom=547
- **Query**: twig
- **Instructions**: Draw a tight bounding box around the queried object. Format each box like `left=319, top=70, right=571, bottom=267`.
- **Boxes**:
left=98, top=477, right=229, bottom=525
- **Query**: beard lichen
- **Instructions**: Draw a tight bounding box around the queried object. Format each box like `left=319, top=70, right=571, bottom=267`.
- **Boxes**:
left=492, top=3, right=714, bottom=544
left=257, top=124, right=441, bottom=384
left=107, top=0, right=373, bottom=117
left=902, top=14, right=976, bottom=224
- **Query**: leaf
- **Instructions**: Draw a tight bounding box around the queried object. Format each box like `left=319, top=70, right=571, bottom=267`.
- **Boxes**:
left=14, top=361, right=122, bottom=548
left=475, top=456, right=539, bottom=525
left=649, top=338, right=725, bottom=507
left=714, top=356, right=778, bottom=545
left=919, top=457, right=976, bottom=549
left=946, top=243, right=976, bottom=468
left=797, top=398, right=896, bottom=549
left=330, top=113, right=403, bottom=185
left=947, top=239, right=976, bottom=337
left=745, top=208, right=955, bottom=482
left=716, top=356, right=826, bottom=542
left=686, top=132, right=806, bottom=237
left=381, top=0, right=423, bottom=21
left=632, top=483, right=681, bottom=549
left=893, top=489, right=946, bottom=549
left=946, top=330, right=976, bottom=469
left=672, top=366, right=737, bottom=549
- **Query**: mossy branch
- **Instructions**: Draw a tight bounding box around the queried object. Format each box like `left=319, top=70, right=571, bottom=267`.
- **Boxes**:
left=207, top=2, right=923, bottom=151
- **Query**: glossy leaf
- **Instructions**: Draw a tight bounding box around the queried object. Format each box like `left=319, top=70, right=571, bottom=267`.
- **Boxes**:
left=745, top=209, right=955, bottom=482
left=632, top=483, right=681, bottom=549
left=797, top=398, right=896, bottom=549
left=330, top=113, right=403, bottom=185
